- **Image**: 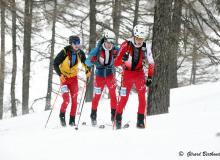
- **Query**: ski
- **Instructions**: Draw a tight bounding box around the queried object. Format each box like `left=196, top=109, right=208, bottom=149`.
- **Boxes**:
left=105, top=121, right=130, bottom=129
left=79, top=121, right=130, bottom=130
left=116, top=121, right=130, bottom=130
left=123, top=123, right=130, bottom=129
left=81, top=121, right=105, bottom=129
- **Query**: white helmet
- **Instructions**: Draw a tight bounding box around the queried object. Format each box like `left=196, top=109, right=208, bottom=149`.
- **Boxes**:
left=133, top=25, right=146, bottom=39
left=103, top=30, right=116, bottom=44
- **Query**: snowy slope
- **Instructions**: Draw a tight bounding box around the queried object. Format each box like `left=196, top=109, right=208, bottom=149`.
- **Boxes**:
left=0, top=82, right=220, bottom=160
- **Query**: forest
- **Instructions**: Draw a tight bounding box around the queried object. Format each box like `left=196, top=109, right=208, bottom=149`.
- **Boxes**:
left=0, top=0, right=220, bottom=119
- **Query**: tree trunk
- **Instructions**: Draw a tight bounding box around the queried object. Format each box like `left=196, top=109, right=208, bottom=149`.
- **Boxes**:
left=148, top=0, right=173, bottom=115
left=22, top=0, right=33, bottom=115
left=86, top=0, right=96, bottom=102
left=133, top=0, right=140, bottom=28
left=0, top=0, right=6, bottom=119
left=169, top=0, right=182, bottom=88
left=190, top=41, right=197, bottom=85
left=45, top=0, right=57, bottom=111
left=112, top=0, right=121, bottom=44
left=10, top=0, right=17, bottom=117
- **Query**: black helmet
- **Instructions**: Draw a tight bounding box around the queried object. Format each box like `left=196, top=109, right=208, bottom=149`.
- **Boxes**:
left=69, top=35, right=80, bottom=45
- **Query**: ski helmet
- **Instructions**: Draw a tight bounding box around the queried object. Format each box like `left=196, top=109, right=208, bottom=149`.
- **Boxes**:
left=69, top=35, right=80, bottom=45
left=103, top=30, right=116, bottom=44
left=133, top=25, right=146, bottom=39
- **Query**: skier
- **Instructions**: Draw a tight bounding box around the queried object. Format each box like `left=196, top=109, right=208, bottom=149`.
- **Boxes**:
left=114, top=25, right=155, bottom=129
left=54, top=35, right=90, bottom=127
left=85, top=30, right=119, bottom=125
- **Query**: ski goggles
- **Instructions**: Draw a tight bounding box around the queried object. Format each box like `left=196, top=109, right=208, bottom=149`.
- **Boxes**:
left=105, top=38, right=115, bottom=44
left=71, top=39, right=80, bottom=45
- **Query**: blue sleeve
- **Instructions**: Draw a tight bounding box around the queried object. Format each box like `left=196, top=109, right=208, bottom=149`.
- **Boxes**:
left=85, top=47, right=99, bottom=67
left=115, top=46, right=120, bottom=53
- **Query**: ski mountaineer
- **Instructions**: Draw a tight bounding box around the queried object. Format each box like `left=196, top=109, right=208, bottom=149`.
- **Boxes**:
left=114, top=25, right=155, bottom=129
left=85, top=30, right=119, bottom=126
left=54, top=35, right=91, bottom=127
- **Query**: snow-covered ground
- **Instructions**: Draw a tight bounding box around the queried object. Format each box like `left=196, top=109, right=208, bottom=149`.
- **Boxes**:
left=0, top=82, right=220, bottom=160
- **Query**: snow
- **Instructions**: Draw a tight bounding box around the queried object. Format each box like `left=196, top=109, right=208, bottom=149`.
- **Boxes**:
left=1, top=82, right=220, bottom=160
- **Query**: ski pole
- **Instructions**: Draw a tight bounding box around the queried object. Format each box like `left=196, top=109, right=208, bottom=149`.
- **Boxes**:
left=144, top=86, right=149, bottom=128
left=75, top=66, right=94, bottom=129
left=76, top=81, right=87, bottom=115
left=45, top=85, right=61, bottom=128
left=75, top=79, right=90, bottom=130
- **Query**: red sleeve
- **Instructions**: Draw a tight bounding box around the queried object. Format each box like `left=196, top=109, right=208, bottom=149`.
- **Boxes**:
left=114, top=41, right=128, bottom=67
left=148, top=63, right=154, bottom=77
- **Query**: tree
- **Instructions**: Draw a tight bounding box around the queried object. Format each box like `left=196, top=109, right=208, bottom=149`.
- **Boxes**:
left=10, top=0, right=17, bottom=116
left=112, top=0, right=122, bottom=44
left=0, top=0, right=6, bottom=119
left=169, top=0, right=183, bottom=88
left=86, top=0, right=97, bottom=102
left=190, top=39, right=197, bottom=85
left=148, top=0, right=173, bottom=115
left=178, top=0, right=220, bottom=85
left=22, top=0, right=33, bottom=114
left=45, top=0, right=57, bottom=111
left=133, top=0, right=140, bottom=28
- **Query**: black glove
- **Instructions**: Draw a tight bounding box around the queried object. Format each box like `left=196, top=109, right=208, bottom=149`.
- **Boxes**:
left=122, top=53, right=129, bottom=61
left=146, top=76, right=152, bottom=86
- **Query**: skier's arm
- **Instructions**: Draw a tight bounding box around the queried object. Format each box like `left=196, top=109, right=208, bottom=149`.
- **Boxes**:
left=146, top=44, right=155, bottom=77
left=53, top=49, right=67, bottom=76
left=85, top=47, right=99, bottom=67
left=112, top=46, right=120, bottom=58
left=78, top=50, right=89, bottom=71
left=114, top=41, right=128, bottom=67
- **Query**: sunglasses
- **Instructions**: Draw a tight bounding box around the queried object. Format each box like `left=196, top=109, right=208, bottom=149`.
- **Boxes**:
left=72, top=39, right=80, bottom=45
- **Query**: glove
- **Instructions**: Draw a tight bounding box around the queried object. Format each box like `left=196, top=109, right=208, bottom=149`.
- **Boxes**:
left=112, top=50, right=117, bottom=58
left=60, top=74, right=66, bottom=84
left=122, top=53, right=129, bottom=62
left=86, top=70, right=91, bottom=78
left=91, top=56, right=97, bottom=63
left=146, top=76, right=152, bottom=86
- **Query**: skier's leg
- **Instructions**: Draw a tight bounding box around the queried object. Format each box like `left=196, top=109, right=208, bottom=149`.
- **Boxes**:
left=59, top=82, right=70, bottom=126
left=60, top=84, right=70, bottom=113
left=106, top=74, right=117, bottom=121
left=134, top=72, right=146, bottom=128
left=91, top=76, right=105, bottom=125
left=134, top=72, right=146, bottom=115
left=115, top=73, right=133, bottom=129
left=69, top=77, right=78, bottom=126
left=116, top=75, right=133, bottom=114
left=91, top=76, right=105, bottom=111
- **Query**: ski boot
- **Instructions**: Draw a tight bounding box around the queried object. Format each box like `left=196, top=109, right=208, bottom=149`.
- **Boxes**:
left=59, top=111, right=66, bottom=127
left=115, top=113, right=122, bottom=129
left=136, top=114, right=145, bottom=129
left=90, top=109, right=97, bottom=126
left=111, top=108, right=116, bottom=122
left=69, top=115, right=75, bottom=126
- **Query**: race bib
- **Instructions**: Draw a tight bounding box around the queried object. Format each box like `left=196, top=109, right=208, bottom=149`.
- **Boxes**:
left=120, top=87, right=126, bottom=96
left=61, top=85, right=69, bottom=93
left=94, top=87, right=101, bottom=95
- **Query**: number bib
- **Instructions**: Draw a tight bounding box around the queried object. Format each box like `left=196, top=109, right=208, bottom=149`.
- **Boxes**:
left=94, top=87, right=101, bottom=95
left=61, top=85, right=69, bottom=93
left=120, top=87, right=126, bottom=96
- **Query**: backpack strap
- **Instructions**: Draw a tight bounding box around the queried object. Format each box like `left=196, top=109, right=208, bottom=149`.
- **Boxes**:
left=63, top=47, right=71, bottom=60
left=141, top=42, right=147, bottom=59
left=63, top=48, right=67, bottom=55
